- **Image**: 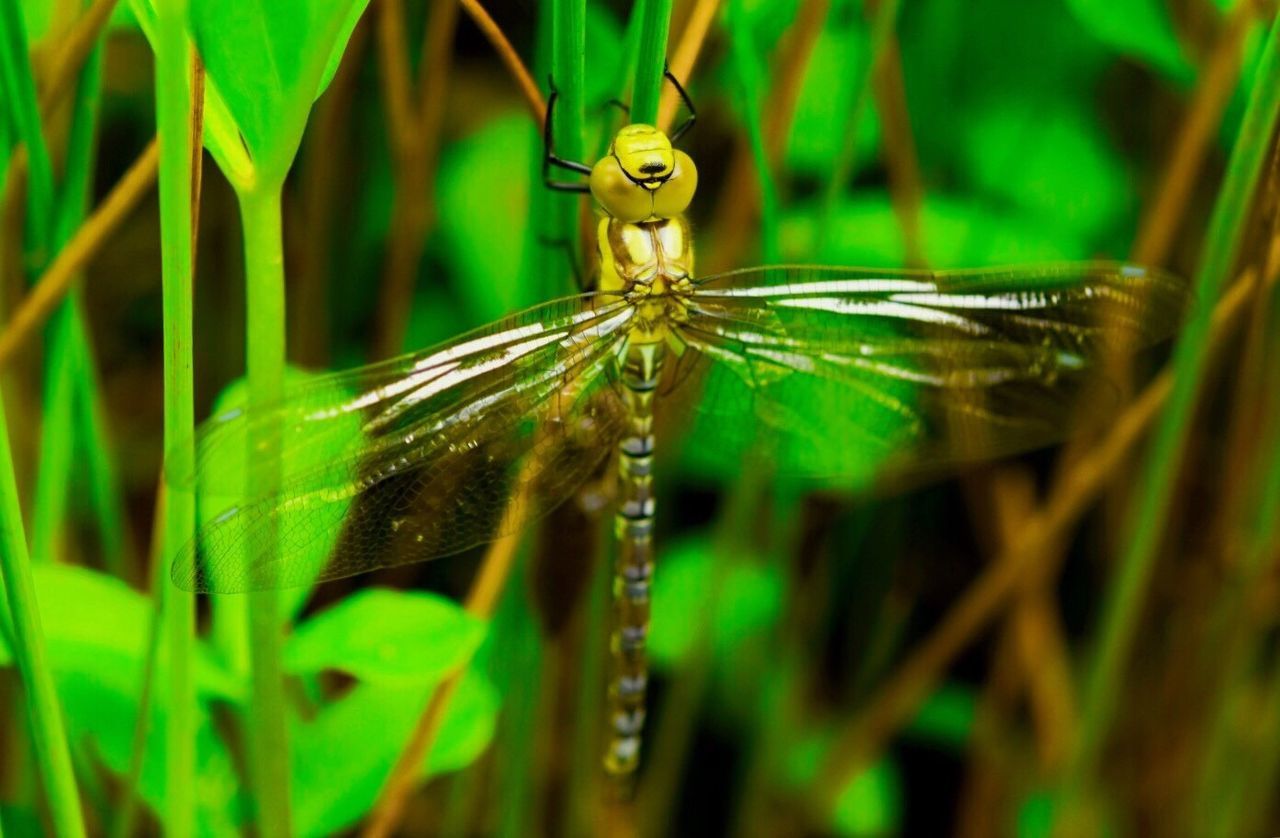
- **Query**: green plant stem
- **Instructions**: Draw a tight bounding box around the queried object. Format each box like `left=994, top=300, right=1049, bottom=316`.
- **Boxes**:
left=725, top=0, right=779, bottom=263
left=0, top=0, right=55, bottom=258
left=631, top=0, right=672, bottom=125
left=0, top=395, right=84, bottom=835
left=1058, top=10, right=1280, bottom=823
left=546, top=0, right=585, bottom=297
left=816, top=0, right=901, bottom=254
left=153, top=0, right=196, bottom=832
left=238, top=184, right=294, bottom=838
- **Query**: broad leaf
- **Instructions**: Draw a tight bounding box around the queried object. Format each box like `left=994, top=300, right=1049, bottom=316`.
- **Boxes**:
left=1067, top=0, right=1193, bottom=81
left=286, top=588, right=486, bottom=684
left=188, top=0, right=372, bottom=176
left=0, top=564, right=242, bottom=833
left=0, top=563, right=238, bottom=700
left=291, top=669, right=499, bottom=837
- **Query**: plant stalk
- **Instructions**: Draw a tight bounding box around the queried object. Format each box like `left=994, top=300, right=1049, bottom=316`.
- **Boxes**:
left=0, top=395, right=84, bottom=835
left=238, top=183, right=294, bottom=838
left=153, top=0, right=197, bottom=832
left=1058, top=9, right=1280, bottom=824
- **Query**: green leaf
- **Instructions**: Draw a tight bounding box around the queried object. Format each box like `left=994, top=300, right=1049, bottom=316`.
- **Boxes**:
left=785, top=731, right=902, bottom=837
left=0, top=563, right=238, bottom=700
left=291, top=669, right=499, bottom=837
left=648, top=538, right=782, bottom=668
left=286, top=588, right=486, bottom=684
left=782, top=194, right=1086, bottom=268
left=1066, top=0, right=1193, bottom=81
left=0, top=564, right=242, bottom=833
left=959, top=99, right=1135, bottom=246
left=438, top=114, right=537, bottom=322
left=786, top=20, right=881, bottom=177
left=906, top=682, right=975, bottom=747
left=832, top=760, right=902, bottom=836
left=188, top=0, right=371, bottom=177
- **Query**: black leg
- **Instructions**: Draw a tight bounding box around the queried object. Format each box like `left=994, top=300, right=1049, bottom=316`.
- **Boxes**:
left=543, top=79, right=593, bottom=192
left=665, top=66, right=698, bottom=142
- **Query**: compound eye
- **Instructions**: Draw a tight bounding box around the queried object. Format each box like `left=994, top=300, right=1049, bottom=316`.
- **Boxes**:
left=590, top=156, right=652, bottom=222
left=650, top=150, right=697, bottom=218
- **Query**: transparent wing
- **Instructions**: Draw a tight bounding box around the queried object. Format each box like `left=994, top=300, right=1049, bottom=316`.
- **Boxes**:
left=674, top=263, right=1190, bottom=481
left=169, top=294, right=635, bottom=593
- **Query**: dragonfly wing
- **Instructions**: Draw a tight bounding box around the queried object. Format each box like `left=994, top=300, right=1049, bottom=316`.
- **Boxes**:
left=170, top=295, right=635, bottom=593
left=676, top=263, right=1189, bottom=481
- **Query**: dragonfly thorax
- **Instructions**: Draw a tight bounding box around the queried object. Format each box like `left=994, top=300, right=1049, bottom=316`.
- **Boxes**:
left=589, top=124, right=698, bottom=223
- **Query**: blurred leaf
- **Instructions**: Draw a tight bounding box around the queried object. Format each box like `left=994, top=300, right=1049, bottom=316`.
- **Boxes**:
left=188, top=0, right=371, bottom=174
left=782, top=193, right=1086, bottom=268
left=785, top=731, right=902, bottom=837
left=905, top=682, right=975, bottom=747
left=1018, top=793, right=1055, bottom=838
left=648, top=537, right=782, bottom=668
left=19, top=0, right=52, bottom=43
left=787, top=23, right=881, bottom=177
left=197, top=367, right=363, bottom=623
left=291, top=669, right=499, bottom=837
left=286, top=588, right=486, bottom=684
left=1066, top=0, right=1193, bottom=81
left=109, top=2, right=140, bottom=31
left=0, top=565, right=242, bottom=833
left=832, top=759, right=903, bottom=836
left=437, top=114, right=536, bottom=322
left=0, top=563, right=238, bottom=700
left=959, top=99, right=1134, bottom=245
left=900, top=0, right=1108, bottom=177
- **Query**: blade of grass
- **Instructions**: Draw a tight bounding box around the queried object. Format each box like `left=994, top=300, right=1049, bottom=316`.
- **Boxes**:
left=153, top=0, right=199, bottom=832
left=0, top=0, right=55, bottom=258
left=111, top=483, right=170, bottom=838
left=1058, top=10, right=1280, bottom=823
left=547, top=0, right=586, bottom=298
left=0, top=391, right=84, bottom=838
left=724, top=0, right=779, bottom=262
left=0, top=140, right=158, bottom=372
left=631, top=0, right=672, bottom=124
left=815, top=0, right=901, bottom=254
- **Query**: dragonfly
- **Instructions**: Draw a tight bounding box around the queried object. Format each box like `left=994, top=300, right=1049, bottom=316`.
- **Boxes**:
left=169, top=72, right=1190, bottom=782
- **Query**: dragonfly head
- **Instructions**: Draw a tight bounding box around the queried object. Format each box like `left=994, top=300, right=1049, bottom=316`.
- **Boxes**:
left=590, top=124, right=698, bottom=223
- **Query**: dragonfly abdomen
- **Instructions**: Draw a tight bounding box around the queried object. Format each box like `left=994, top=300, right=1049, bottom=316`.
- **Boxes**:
left=606, top=341, right=665, bottom=779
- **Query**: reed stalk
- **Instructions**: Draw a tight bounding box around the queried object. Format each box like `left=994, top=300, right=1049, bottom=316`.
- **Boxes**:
left=153, top=0, right=198, bottom=832
left=1059, top=9, right=1280, bottom=825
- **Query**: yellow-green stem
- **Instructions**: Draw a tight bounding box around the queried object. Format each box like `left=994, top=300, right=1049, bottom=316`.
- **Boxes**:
left=153, top=0, right=196, bottom=832
left=238, top=184, right=294, bottom=838
left=0, top=393, right=85, bottom=836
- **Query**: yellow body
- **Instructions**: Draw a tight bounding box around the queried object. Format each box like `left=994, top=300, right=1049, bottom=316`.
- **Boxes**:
left=590, top=123, right=698, bottom=347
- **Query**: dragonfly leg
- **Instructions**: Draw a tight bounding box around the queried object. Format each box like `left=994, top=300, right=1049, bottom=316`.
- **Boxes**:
left=543, top=80, right=592, bottom=193
left=665, top=65, right=698, bottom=142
